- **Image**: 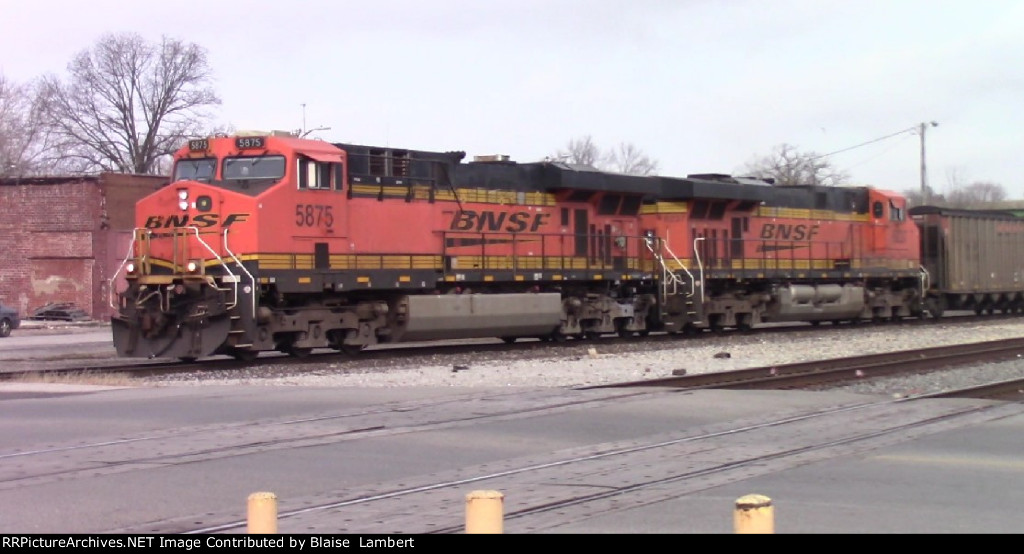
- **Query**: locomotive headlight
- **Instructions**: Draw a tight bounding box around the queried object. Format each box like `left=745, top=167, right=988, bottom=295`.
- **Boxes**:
left=196, top=195, right=213, bottom=212
left=178, top=200, right=189, bottom=211
left=186, top=260, right=201, bottom=273
left=177, top=189, right=189, bottom=201
left=125, top=262, right=136, bottom=274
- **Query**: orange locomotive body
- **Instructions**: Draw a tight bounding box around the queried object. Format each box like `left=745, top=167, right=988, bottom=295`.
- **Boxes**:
left=640, top=175, right=921, bottom=333
left=110, top=133, right=925, bottom=361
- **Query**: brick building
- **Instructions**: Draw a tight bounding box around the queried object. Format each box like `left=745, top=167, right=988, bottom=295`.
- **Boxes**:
left=0, top=173, right=168, bottom=321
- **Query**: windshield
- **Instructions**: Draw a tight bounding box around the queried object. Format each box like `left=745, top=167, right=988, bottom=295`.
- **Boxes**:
left=174, top=158, right=217, bottom=182
left=224, top=156, right=286, bottom=181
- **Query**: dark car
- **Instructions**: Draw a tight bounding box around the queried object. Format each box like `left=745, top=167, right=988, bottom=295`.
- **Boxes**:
left=0, top=302, right=20, bottom=337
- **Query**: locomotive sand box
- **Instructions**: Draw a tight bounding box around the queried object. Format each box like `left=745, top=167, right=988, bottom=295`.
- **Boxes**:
left=109, top=131, right=1022, bottom=361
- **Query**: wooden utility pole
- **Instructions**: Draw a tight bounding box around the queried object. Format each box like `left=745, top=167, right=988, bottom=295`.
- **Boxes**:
left=920, top=121, right=938, bottom=204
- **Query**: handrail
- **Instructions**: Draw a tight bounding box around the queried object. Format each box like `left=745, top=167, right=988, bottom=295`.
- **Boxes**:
left=439, top=230, right=658, bottom=274
left=692, top=236, right=706, bottom=302
left=222, top=228, right=256, bottom=319
left=643, top=234, right=695, bottom=298
left=183, top=226, right=239, bottom=309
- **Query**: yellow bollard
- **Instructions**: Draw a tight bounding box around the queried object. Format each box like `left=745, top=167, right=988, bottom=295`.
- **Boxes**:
left=247, top=491, right=278, bottom=534
left=465, top=490, right=504, bottom=534
left=734, top=494, right=774, bottom=534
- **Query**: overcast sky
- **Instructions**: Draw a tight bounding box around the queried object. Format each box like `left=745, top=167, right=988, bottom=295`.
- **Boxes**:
left=2, top=1, right=1022, bottom=197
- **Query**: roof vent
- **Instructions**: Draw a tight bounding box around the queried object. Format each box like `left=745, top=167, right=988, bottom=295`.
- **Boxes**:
left=472, top=154, right=511, bottom=162
left=235, top=130, right=298, bottom=138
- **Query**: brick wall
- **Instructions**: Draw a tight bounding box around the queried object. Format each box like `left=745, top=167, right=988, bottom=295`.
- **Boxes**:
left=93, top=174, right=168, bottom=318
left=0, top=173, right=167, bottom=320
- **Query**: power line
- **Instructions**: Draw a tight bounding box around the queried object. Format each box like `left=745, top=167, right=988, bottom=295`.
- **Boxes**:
left=842, top=133, right=916, bottom=171
left=809, top=125, right=919, bottom=161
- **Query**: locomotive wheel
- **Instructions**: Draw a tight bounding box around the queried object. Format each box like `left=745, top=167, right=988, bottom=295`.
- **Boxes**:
left=287, top=347, right=313, bottom=358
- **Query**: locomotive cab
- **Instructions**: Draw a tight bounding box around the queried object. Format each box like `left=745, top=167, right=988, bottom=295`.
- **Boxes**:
left=863, top=188, right=917, bottom=264
left=111, top=132, right=350, bottom=360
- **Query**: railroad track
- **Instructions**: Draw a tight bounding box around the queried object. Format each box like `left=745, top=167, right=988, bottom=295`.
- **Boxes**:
left=587, top=336, right=1024, bottom=398
left=925, top=377, right=1024, bottom=401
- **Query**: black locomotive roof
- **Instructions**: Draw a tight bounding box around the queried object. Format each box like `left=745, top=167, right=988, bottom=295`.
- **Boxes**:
left=451, top=160, right=778, bottom=202
left=333, top=142, right=871, bottom=211
left=655, top=174, right=770, bottom=202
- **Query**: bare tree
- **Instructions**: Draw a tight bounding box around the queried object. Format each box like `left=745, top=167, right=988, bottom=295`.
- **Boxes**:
left=549, top=135, right=659, bottom=175
left=604, top=142, right=659, bottom=175
left=905, top=168, right=1010, bottom=208
left=552, top=135, right=602, bottom=166
left=37, top=32, right=221, bottom=175
left=743, top=143, right=849, bottom=186
left=946, top=181, right=1007, bottom=208
left=0, top=75, right=52, bottom=177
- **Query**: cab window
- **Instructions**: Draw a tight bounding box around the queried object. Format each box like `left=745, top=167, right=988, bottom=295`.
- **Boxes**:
left=223, top=156, right=286, bottom=181
left=872, top=201, right=884, bottom=218
left=174, top=158, right=216, bottom=182
left=298, top=158, right=335, bottom=190
left=889, top=200, right=904, bottom=221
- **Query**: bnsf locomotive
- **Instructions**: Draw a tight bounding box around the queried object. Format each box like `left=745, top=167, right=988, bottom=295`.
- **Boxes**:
left=110, top=131, right=926, bottom=361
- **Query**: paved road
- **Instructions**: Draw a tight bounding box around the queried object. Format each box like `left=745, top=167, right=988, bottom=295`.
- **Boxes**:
left=0, top=324, right=117, bottom=373
left=2, top=324, right=1023, bottom=534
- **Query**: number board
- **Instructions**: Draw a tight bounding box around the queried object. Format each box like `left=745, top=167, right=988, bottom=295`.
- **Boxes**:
left=189, top=139, right=209, bottom=151
left=235, top=136, right=266, bottom=149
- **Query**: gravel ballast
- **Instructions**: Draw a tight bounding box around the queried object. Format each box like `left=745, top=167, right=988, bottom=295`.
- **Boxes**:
left=145, top=317, right=1024, bottom=395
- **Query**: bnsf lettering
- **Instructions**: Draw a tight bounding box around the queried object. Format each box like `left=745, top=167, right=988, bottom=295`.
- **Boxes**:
left=144, top=213, right=250, bottom=229
left=450, top=210, right=550, bottom=233
left=759, top=223, right=820, bottom=241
